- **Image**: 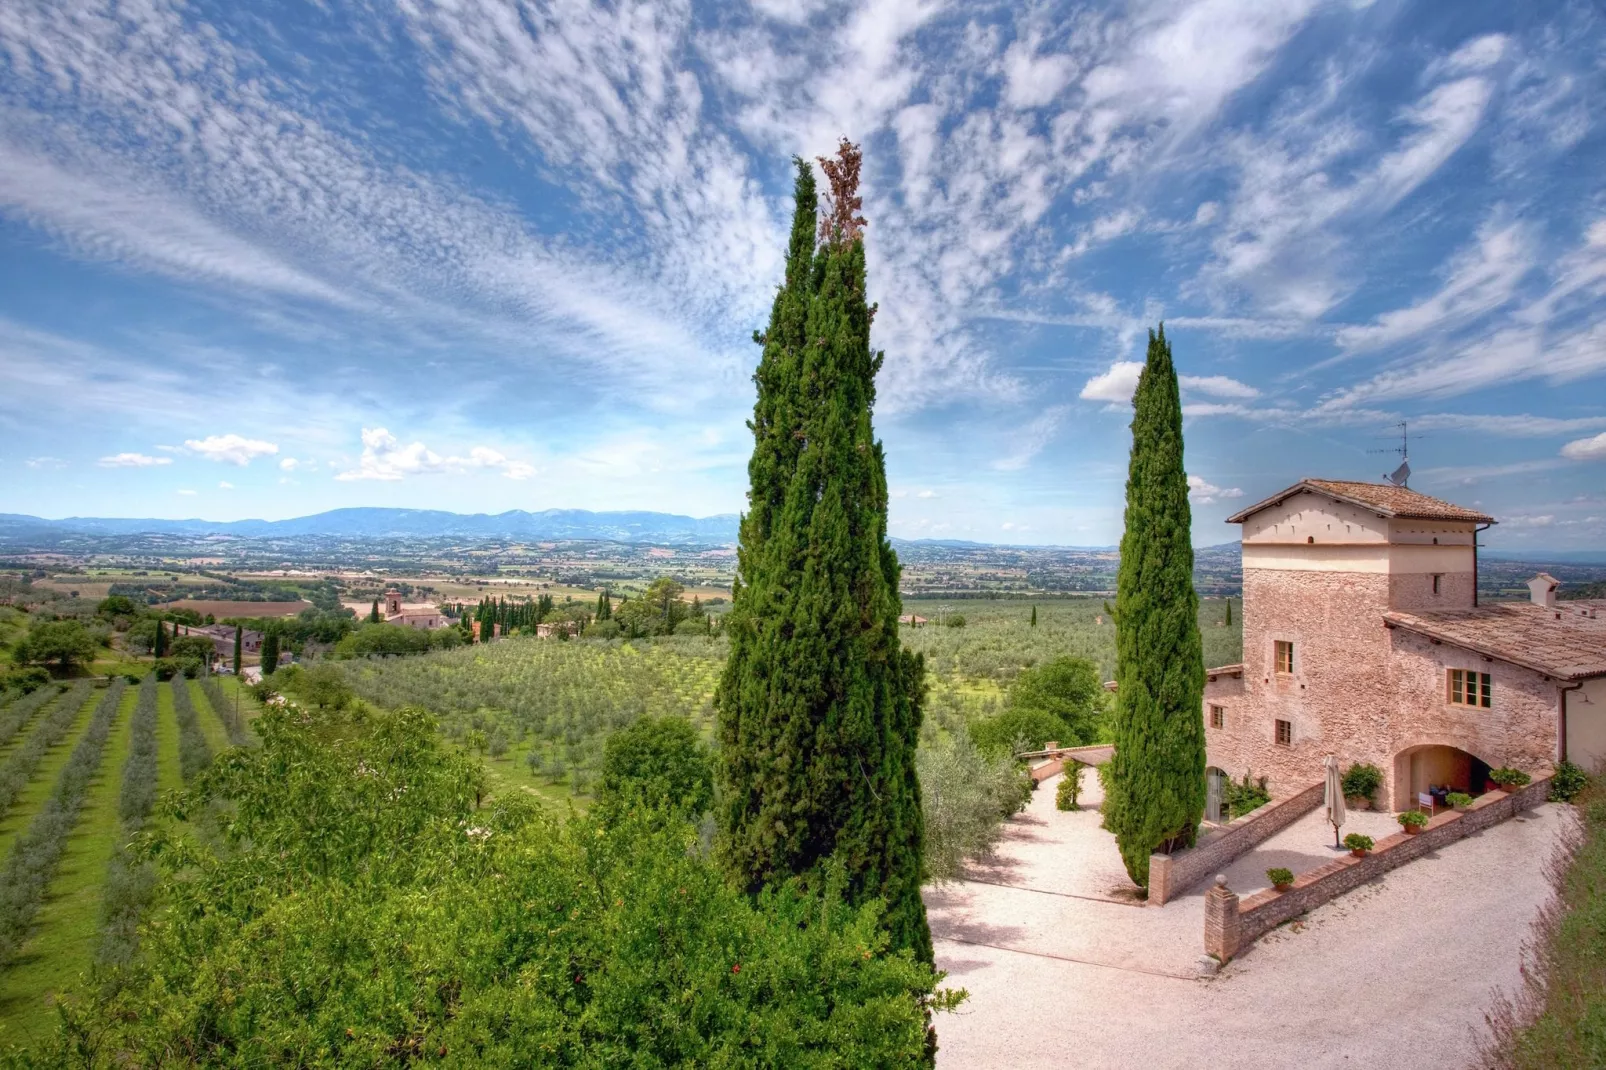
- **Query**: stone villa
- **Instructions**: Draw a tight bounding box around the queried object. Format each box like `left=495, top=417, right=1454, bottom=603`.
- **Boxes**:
left=1202, top=479, right=1606, bottom=815
left=381, top=589, right=444, bottom=630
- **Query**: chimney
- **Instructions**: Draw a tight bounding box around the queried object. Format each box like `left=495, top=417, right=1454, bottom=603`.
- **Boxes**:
left=1527, top=573, right=1560, bottom=609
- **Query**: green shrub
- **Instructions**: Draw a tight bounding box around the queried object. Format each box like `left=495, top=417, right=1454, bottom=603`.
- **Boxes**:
left=918, top=727, right=1032, bottom=881
left=1343, top=833, right=1373, bottom=853
left=1341, top=762, right=1383, bottom=801
left=970, top=706, right=1072, bottom=755
left=943, top=614, right=966, bottom=628
left=598, top=715, right=713, bottom=818
left=1492, top=767, right=1533, bottom=788
left=1223, top=771, right=1270, bottom=819
left=29, top=704, right=959, bottom=1065
left=1007, top=655, right=1105, bottom=746
left=1447, top=792, right=1474, bottom=809
left=0, top=666, right=50, bottom=694
left=1056, top=766, right=1082, bottom=811
left=1398, top=809, right=1429, bottom=828
left=1550, top=761, right=1588, bottom=803
left=1266, top=867, right=1294, bottom=887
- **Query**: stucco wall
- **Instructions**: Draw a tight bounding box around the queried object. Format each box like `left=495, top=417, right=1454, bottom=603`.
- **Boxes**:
left=1566, top=677, right=1606, bottom=773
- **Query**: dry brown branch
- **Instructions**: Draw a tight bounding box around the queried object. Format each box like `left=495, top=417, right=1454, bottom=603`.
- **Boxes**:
left=817, top=137, right=867, bottom=245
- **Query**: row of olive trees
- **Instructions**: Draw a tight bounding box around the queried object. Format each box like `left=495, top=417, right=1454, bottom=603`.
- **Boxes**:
left=0, top=682, right=93, bottom=817
left=200, top=675, right=252, bottom=747
left=0, top=681, right=125, bottom=963
left=98, top=676, right=162, bottom=966
left=170, top=679, right=212, bottom=782
left=0, top=684, right=62, bottom=751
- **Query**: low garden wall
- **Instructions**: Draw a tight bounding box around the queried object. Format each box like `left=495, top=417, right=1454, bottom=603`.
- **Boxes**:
left=1149, top=781, right=1325, bottom=906
left=1028, top=743, right=1115, bottom=784
left=1204, top=776, right=1553, bottom=960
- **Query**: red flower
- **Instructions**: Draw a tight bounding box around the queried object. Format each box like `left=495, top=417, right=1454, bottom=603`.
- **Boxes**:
left=731, top=963, right=741, bottom=974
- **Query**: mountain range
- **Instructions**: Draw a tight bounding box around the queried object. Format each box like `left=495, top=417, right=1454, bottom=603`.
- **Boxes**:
left=0, top=508, right=741, bottom=546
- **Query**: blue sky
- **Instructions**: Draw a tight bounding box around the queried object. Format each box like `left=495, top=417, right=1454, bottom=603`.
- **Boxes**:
left=1, top=0, right=1603, bottom=549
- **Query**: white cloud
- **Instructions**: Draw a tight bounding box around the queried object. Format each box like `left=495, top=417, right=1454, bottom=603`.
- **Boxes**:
left=993, top=406, right=1070, bottom=471
left=279, top=457, right=301, bottom=471
left=1188, top=475, right=1244, bottom=505
left=1562, top=432, right=1606, bottom=462
left=336, top=427, right=537, bottom=482
left=218, top=481, right=234, bottom=489
left=1080, top=361, right=1144, bottom=403
left=98, top=452, right=171, bottom=468
left=185, top=434, right=279, bottom=466
left=176, top=488, right=197, bottom=496
left=1180, top=374, right=1259, bottom=399
left=24, top=456, right=66, bottom=469
left=917, top=489, right=939, bottom=499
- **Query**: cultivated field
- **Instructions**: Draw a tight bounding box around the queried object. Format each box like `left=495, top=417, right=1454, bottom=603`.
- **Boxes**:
left=0, top=675, right=260, bottom=1039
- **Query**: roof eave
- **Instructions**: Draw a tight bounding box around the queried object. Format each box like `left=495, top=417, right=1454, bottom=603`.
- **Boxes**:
left=1383, top=615, right=1603, bottom=683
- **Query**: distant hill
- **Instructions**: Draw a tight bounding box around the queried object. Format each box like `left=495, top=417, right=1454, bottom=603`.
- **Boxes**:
left=0, top=508, right=742, bottom=546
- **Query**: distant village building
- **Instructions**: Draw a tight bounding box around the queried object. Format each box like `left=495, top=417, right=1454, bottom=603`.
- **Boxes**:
left=898, top=614, right=929, bottom=627
left=1202, top=479, right=1606, bottom=818
left=381, top=588, right=443, bottom=630
left=177, top=623, right=263, bottom=661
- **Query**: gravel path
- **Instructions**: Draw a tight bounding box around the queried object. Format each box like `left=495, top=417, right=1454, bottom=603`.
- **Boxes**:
left=928, top=771, right=1567, bottom=1069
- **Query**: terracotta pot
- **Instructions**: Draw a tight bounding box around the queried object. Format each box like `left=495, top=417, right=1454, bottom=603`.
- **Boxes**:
left=1346, top=795, right=1371, bottom=811
left=1350, top=848, right=1367, bottom=858
left=1273, top=882, right=1293, bottom=892
left=1401, top=823, right=1422, bottom=835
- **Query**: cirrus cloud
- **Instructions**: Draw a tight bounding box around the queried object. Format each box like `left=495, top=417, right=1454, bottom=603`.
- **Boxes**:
left=184, top=434, right=279, bottom=466
left=98, top=452, right=170, bottom=468
left=1561, top=432, right=1606, bottom=462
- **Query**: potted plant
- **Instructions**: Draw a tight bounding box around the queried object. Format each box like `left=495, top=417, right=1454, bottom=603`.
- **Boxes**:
left=1341, top=762, right=1383, bottom=811
left=1343, top=833, right=1374, bottom=858
left=1397, top=809, right=1430, bottom=835
left=1446, top=792, right=1474, bottom=811
left=1267, top=867, right=1294, bottom=892
left=1489, top=767, right=1531, bottom=792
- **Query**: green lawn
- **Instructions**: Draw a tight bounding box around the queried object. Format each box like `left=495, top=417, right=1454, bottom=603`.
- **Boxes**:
left=0, top=686, right=134, bottom=1035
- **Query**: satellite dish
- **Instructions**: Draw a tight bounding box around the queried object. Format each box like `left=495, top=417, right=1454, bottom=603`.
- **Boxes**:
left=1384, top=460, right=1410, bottom=487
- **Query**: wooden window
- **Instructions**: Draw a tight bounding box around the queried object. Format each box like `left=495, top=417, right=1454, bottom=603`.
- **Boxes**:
left=1447, top=669, right=1492, bottom=708
left=1209, top=704, right=1225, bottom=729
left=1275, top=640, right=1294, bottom=674
left=1432, top=574, right=1442, bottom=595
left=1274, top=719, right=1292, bottom=746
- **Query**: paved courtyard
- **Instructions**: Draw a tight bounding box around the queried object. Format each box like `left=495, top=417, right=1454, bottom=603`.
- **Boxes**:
left=927, top=770, right=1568, bottom=1069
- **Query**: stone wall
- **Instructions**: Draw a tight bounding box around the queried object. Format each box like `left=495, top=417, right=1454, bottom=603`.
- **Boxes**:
left=1148, top=781, right=1324, bottom=906
left=1204, top=777, right=1552, bottom=960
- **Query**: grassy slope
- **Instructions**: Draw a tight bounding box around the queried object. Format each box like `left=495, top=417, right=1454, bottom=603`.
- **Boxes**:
left=186, top=680, right=230, bottom=755
left=0, top=686, right=134, bottom=1034
left=155, top=683, right=182, bottom=795
left=1499, top=786, right=1606, bottom=1067
left=0, top=692, right=98, bottom=864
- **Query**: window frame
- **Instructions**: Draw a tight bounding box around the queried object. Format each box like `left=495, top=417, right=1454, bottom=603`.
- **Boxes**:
left=1274, top=719, right=1292, bottom=746
left=1446, top=668, right=1492, bottom=709
left=1208, top=704, right=1225, bottom=729
left=1274, top=640, right=1294, bottom=675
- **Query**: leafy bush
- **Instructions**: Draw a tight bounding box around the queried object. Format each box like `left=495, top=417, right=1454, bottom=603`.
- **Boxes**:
left=1007, top=655, right=1105, bottom=746
left=0, top=667, right=50, bottom=695
left=918, top=727, right=1032, bottom=882
left=943, top=614, right=966, bottom=628
left=32, top=704, right=958, bottom=1066
left=1492, top=767, right=1533, bottom=788
left=1341, top=762, right=1383, bottom=801
left=1550, top=761, right=1588, bottom=803
left=597, top=715, right=713, bottom=817
left=970, top=706, right=1071, bottom=755
left=1223, top=772, right=1270, bottom=819
left=1056, top=766, right=1082, bottom=811
left=1398, top=809, right=1430, bottom=828
left=1447, top=792, right=1475, bottom=810
left=1266, top=866, right=1294, bottom=887
left=1343, top=833, right=1374, bottom=853
left=12, top=619, right=99, bottom=672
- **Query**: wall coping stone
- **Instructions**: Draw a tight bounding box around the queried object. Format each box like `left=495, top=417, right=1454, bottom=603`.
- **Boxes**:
left=1149, top=781, right=1325, bottom=906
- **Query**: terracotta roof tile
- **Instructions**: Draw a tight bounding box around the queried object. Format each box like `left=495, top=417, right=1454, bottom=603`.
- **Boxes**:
left=1383, top=601, right=1606, bottom=681
left=1227, top=479, right=1495, bottom=524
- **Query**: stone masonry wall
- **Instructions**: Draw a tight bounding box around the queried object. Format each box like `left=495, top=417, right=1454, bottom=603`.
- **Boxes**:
left=1149, top=780, right=1324, bottom=906
left=1204, top=777, right=1552, bottom=960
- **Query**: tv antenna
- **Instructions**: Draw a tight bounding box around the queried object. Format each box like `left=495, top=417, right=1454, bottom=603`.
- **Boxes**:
left=1367, top=421, right=1423, bottom=487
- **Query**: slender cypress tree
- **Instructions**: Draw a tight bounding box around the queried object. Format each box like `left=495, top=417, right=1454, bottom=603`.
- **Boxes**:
left=153, top=620, right=166, bottom=658
left=260, top=628, right=281, bottom=677
left=1030, top=605, right=1037, bottom=627
left=1103, top=325, right=1207, bottom=889
left=1225, top=599, right=1233, bottom=627
left=369, top=600, right=381, bottom=623
left=232, top=626, right=242, bottom=677
left=717, top=142, right=930, bottom=963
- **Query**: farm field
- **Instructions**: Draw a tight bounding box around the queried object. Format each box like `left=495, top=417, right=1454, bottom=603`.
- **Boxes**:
left=155, top=599, right=314, bottom=619
left=0, top=675, right=260, bottom=1040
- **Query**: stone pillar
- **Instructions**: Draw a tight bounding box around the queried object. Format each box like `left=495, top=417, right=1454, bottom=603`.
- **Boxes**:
left=1203, top=875, right=1241, bottom=961
left=1148, top=852, right=1174, bottom=906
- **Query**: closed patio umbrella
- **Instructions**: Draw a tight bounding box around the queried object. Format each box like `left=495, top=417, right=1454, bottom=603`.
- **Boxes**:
left=1324, top=754, right=1346, bottom=849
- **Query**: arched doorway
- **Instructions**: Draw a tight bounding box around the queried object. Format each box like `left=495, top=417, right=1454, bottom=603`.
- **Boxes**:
left=1392, top=744, right=1492, bottom=812
left=1205, top=767, right=1228, bottom=824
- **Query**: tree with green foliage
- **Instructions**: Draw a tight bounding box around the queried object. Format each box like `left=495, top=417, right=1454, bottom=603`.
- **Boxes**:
left=152, top=619, right=167, bottom=659
left=1225, top=598, right=1233, bottom=627
left=1008, top=655, right=1104, bottom=744
left=1103, top=324, right=1207, bottom=889
left=1030, top=604, right=1037, bottom=627
left=717, top=142, right=930, bottom=964
left=15, top=619, right=98, bottom=673
left=259, top=628, right=281, bottom=676
left=369, top=600, right=381, bottom=624
left=233, top=625, right=243, bottom=677
left=598, top=715, right=714, bottom=819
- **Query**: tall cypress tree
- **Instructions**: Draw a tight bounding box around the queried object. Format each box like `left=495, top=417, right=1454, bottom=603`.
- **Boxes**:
left=1225, top=599, right=1233, bottom=627
left=260, top=628, right=280, bottom=677
left=153, top=620, right=166, bottom=658
left=1104, top=325, right=1207, bottom=889
left=1030, top=605, right=1037, bottom=627
left=232, top=626, right=243, bottom=677
left=717, top=142, right=930, bottom=963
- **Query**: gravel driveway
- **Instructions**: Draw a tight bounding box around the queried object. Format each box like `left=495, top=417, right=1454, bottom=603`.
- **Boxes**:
left=927, top=771, right=1567, bottom=1069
